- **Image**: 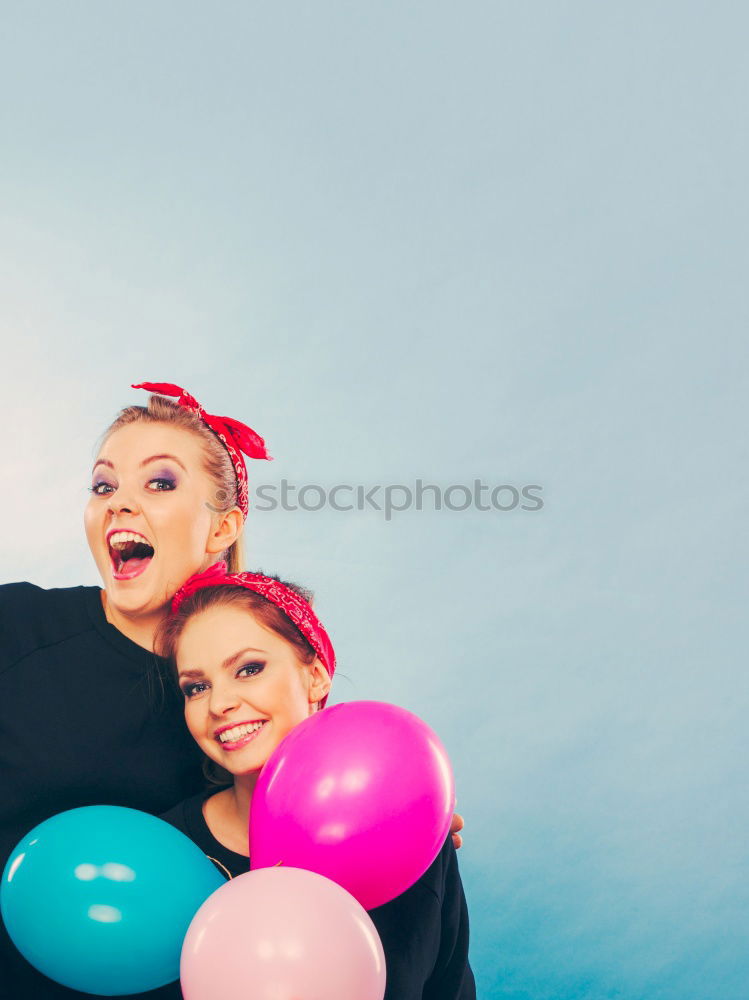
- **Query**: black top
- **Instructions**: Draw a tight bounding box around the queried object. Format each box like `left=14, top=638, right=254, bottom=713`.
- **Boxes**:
left=0, top=583, right=205, bottom=1000
left=159, top=790, right=476, bottom=1000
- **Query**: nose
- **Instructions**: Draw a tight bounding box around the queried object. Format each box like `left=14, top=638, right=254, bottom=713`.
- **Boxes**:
left=208, top=682, right=241, bottom=718
left=107, top=487, right=141, bottom=515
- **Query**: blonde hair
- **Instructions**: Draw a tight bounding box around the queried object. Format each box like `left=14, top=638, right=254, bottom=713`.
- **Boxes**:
left=100, top=393, right=245, bottom=572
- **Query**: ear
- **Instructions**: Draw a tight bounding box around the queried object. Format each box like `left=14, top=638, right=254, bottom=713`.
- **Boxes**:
left=307, top=657, right=332, bottom=707
left=205, top=507, right=244, bottom=555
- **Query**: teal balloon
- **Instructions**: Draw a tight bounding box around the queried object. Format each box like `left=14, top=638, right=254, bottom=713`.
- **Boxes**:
left=1, top=806, right=225, bottom=995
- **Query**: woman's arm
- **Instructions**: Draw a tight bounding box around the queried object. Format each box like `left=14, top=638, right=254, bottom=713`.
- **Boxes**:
left=423, top=837, right=476, bottom=999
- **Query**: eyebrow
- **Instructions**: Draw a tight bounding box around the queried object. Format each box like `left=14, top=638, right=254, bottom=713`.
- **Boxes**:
left=177, top=647, right=268, bottom=680
left=92, top=453, right=188, bottom=474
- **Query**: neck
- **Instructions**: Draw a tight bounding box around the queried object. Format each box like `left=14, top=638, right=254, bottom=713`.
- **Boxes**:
left=202, top=772, right=261, bottom=858
left=231, top=771, right=260, bottom=830
left=99, top=590, right=166, bottom=652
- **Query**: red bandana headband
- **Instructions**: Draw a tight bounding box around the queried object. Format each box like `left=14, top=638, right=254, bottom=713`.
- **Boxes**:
left=171, top=561, right=336, bottom=696
left=132, top=382, right=271, bottom=519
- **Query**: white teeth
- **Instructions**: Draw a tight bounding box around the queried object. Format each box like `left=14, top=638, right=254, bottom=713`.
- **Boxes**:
left=218, top=721, right=266, bottom=743
left=109, top=531, right=152, bottom=550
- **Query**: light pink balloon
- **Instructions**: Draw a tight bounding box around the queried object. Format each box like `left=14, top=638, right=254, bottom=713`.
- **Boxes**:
left=249, top=701, right=455, bottom=910
left=180, top=867, right=385, bottom=1000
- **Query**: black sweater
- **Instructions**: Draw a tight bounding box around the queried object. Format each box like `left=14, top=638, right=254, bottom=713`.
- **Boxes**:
left=159, top=791, right=476, bottom=1000
left=0, top=583, right=475, bottom=1000
left=0, top=583, right=205, bottom=1000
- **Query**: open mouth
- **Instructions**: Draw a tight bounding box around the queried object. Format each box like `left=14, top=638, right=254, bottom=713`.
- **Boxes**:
left=108, top=531, right=155, bottom=580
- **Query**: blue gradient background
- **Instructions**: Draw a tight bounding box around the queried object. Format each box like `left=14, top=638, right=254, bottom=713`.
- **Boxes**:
left=1, top=4, right=747, bottom=997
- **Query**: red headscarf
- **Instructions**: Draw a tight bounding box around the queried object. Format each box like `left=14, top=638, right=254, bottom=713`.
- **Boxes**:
left=132, top=382, right=271, bottom=518
left=171, top=562, right=336, bottom=704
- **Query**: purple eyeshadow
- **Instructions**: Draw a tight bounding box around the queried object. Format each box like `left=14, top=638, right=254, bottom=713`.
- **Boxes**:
left=152, top=468, right=178, bottom=485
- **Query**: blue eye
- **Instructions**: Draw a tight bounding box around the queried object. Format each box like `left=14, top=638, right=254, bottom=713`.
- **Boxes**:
left=237, top=662, right=265, bottom=678
left=147, top=477, right=177, bottom=492
left=182, top=681, right=208, bottom=699
left=90, top=481, right=115, bottom=496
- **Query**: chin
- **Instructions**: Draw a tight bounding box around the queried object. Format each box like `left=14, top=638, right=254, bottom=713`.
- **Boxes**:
left=107, top=584, right=166, bottom=618
left=222, top=756, right=266, bottom=777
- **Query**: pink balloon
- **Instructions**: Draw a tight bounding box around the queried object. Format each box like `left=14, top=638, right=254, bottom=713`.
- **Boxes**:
left=249, top=701, right=455, bottom=909
left=180, top=867, right=385, bottom=1000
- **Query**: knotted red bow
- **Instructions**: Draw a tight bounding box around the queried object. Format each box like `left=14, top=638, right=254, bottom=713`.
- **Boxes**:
left=132, top=382, right=271, bottom=518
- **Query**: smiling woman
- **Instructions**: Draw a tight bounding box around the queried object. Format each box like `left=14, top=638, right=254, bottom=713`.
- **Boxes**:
left=0, top=383, right=465, bottom=1000
left=0, top=384, right=272, bottom=1000
left=154, top=565, right=475, bottom=1000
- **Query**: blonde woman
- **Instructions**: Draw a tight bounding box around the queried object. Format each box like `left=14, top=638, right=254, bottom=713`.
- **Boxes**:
left=0, top=382, right=464, bottom=1000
